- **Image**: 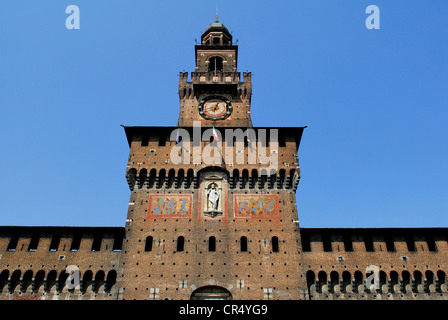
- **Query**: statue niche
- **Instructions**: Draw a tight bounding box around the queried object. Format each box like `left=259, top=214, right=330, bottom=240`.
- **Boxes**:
left=207, top=183, right=220, bottom=212
left=203, top=179, right=223, bottom=218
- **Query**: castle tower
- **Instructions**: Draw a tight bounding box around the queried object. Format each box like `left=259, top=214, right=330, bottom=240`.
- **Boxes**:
left=120, top=20, right=306, bottom=300
left=178, top=19, right=252, bottom=128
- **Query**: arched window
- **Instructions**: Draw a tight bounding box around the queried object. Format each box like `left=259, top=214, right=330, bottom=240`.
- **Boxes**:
left=81, top=270, right=93, bottom=294
left=330, top=271, right=339, bottom=293
left=186, top=169, right=194, bottom=188
left=157, top=169, right=166, bottom=189
left=242, top=169, right=249, bottom=188
left=250, top=169, right=258, bottom=189
left=168, top=169, right=176, bottom=188
left=21, top=270, right=33, bottom=293
left=240, top=236, right=248, bottom=252
left=94, top=270, right=105, bottom=293
left=354, top=271, right=363, bottom=293
left=45, top=270, right=57, bottom=293
left=208, top=56, right=223, bottom=72
left=177, top=169, right=185, bottom=189
left=145, top=236, right=153, bottom=252
left=317, top=271, right=327, bottom=293
left=9, top=270, right=21, bottom=293
left=437, top=270, right=446, bottom=292
left=105, top=270, right=117, bottom=293
left=149, top=169, right=157, bottom=188
left=126, top=168, right=137, bottom=190
left=402, top=271, right=411, bottom=293
left=57, top=270, right=68, bottom=293
left=306, top=271, right=316, bottom=293
left=414, top=271, right=423, bottom=292
left=139, top=168, right=147, bottom=189
left=232, top=169, right=239, bottom=189
left=177, top=236, right=185, bottom=252
left=342, top=271, right=351, bottom=293
left=271, top=236, right=279, bottom=253
left=426, top=270, right=435, bottom=293
left=34, top=270, right=45, bottom=293
left=190, top=286, right=232, bottom=300
left=0, top=270, right=9, bottom=293
left=208, top=236, right=216, bottom=252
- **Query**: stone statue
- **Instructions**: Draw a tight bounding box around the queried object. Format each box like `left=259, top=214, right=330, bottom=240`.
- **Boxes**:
left=206, top=183, right=220, bottom=211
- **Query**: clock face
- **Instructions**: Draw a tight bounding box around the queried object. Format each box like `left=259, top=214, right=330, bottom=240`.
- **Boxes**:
left=198, top=95, right=232, bottom=120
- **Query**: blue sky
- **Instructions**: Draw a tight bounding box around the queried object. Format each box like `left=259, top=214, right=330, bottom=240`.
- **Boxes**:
left=0, top=1, right=447, bottom=228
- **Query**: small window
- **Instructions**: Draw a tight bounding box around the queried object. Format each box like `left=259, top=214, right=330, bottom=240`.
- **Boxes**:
left=343, top=233, right=353, bottom=252
left=177, top=236, right=185, bottom=252
left=7, top=233, right=19, bottom=251
left=405, top=235, right=416, bottom=252
left=364, top=234, right=374, bottom=252
left=272, top=236, right=279, bottom=253
left=385, top=234, right=395, bottom=252
left=28, top=233, right=40, bottom=251
left=112, top=233, right=123, bottom=252
left=91, top=233, right=102, bottom=252
left=240, top=236, right=248, bottom=252
left=141, top=135, right=149, bottom=146
left=49, top=233, right=61, bottom=252
left=145, top=236, right=153, bottom=252
left=322, top=233, right=332, bottom=252
left=208, top=56, right=223, bottom=72
left=301, top=232, right=311, bottom=252
left=70, top=233, right=82, bottom=251
left=426, top=235, right=437, bottom=252
left=208, top=236, right=216, bottom=252
left=158, top=134, right=166, bottom=147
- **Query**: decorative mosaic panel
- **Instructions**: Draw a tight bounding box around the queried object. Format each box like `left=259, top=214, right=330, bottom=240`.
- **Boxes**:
left=234, top=195, right=279, bottom=219
left=147, top=195, right=192, bottom=218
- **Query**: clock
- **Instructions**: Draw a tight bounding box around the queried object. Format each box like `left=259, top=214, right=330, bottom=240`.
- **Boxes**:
left=198, top=95, right=232, bottom=120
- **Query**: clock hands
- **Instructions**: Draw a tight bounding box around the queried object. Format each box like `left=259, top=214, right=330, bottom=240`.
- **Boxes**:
left=206, top=102, right=221, bottom=113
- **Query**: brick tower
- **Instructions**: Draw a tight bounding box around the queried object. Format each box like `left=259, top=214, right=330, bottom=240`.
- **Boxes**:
left=119, top=19, right=306, bottom=300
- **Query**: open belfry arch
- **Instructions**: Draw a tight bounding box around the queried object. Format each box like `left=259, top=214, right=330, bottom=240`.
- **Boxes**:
left=0, top=19, right=447, bottom=301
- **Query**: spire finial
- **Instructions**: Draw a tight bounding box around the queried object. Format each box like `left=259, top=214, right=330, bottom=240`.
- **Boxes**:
left=215, top=8, right=219, bottom=22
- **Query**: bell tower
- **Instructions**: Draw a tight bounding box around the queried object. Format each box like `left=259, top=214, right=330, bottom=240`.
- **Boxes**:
left=178, top=19, right=252, bottom=128
left=120, top=20, right=306, bottom=300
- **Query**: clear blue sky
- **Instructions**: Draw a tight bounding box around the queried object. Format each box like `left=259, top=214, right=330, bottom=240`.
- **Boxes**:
left=1, top=1, right=447, bottom=228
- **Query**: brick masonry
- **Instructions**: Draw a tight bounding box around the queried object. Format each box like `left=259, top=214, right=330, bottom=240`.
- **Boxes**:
left=1, top=21, right=446, bottom=301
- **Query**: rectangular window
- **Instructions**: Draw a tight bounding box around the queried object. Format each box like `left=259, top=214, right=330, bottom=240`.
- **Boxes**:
left=28, top=233, right=40, bottom=251
left=141, top=135, right=149, bottom=146
left=91, top=233, right=103, bottom=252
left=385, top=234, right=395, bottom=252
left=322, top=233, right=332, bottom=252
left=158, top=134, right=166, bottom=146
left=426, top=235, right=437, bottom=252
left=364, top=234, right=374, bottom=252
left=7, top=233, right=19, bottom=251
left=49, top=233, right=61, bottom=252
left=301, top=232, right=311, bottom=252
left=112, top=233, right=123, bottom=252
left=70, top=232, right=82, bottom=251
left=343, top=233, right=353, bottom=252
left=405, top=235, right=416, bottom=252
